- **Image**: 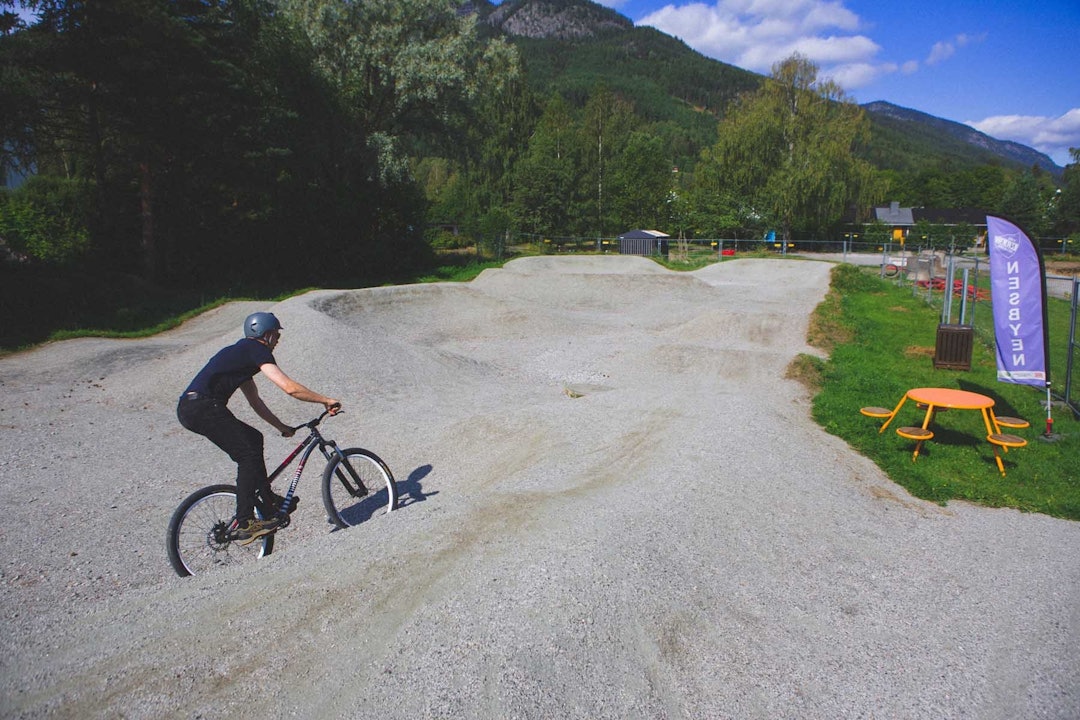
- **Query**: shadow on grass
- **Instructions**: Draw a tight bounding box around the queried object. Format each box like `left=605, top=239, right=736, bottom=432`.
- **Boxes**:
left=957, top=378, right=1028, bottom=419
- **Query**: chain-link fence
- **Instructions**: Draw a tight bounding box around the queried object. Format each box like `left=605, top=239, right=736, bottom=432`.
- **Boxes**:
left=502, top=233, right=1077, bottom=258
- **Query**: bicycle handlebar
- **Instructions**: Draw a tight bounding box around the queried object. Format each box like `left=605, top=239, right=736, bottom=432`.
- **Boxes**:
left=291, top=403, right=343, bottom=432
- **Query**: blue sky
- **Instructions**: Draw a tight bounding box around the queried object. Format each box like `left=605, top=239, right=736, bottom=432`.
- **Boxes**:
left=601, top=0, right=1079, bottom=167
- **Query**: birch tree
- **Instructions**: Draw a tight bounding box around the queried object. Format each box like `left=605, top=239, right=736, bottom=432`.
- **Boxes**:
left=577, top=85, right=636, bottom=237
left=699, top=54, right=881, bottom=241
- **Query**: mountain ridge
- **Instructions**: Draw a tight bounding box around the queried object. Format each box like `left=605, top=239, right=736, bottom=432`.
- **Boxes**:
left=861, top=101, right=1061, bottom=176
left=479, top=0, right=1063, bottom=177
left=484, top=0, right=631, bottom=39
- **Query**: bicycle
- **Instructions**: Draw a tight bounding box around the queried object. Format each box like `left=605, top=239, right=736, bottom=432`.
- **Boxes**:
left=166, top=407, right=397, bottom=577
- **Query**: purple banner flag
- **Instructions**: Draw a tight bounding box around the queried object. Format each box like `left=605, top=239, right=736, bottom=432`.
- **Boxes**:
left=987, top=216, right=1049, bottom=386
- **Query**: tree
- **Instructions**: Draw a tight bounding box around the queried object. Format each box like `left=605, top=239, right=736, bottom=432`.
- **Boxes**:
left=909, top=219, right=964, bottom=252
left=666, top=170, right=695, bottom=241
left=2, top=0, right=519, bottom=287
left=458, top=66, right=537, bottom=251
left=862, top=219, right=891, bottom=248
left=608, top=131, right=671, bottom=231
left=280, top=0, right=518, bottom=182
left=576, top=85, right=636, bottom=237
left=512, top=94, right=578, bottom=236
left=1051, top=148, right=1080, bottom=238
left=697, top=54, right=882, bottom=241
left=1, top=0, right=319, bottom=283
left=0, top=175, right=89, bottom=265
left=276, top=0, right=519, bottom=270
left=999, top=170, right=1050, bottom=236
left=690, top=148, right=761, bottom=238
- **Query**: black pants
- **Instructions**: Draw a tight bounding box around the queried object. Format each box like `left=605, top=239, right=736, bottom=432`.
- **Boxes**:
left=177, top=395, right=267, bottom=521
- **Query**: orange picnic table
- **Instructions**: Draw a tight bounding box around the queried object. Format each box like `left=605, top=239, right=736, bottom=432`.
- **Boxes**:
left=867, top=387, right=1027, bottom=474
left=879, top=387, right=998, bottom=435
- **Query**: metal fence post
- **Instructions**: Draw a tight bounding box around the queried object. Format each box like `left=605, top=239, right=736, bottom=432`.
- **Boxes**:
left=1066, top=277, right=1080, bottom=416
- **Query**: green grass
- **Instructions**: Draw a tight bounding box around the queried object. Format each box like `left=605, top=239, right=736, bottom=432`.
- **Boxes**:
left=806, top=264, right=1079, bottom=521
left=412, top=259, right=506, bottom=284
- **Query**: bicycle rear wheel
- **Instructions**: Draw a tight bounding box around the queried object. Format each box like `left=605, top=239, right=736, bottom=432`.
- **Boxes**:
left=166, top=484, right=274, bottom=577
left=322, top=448, right=397, bottom=529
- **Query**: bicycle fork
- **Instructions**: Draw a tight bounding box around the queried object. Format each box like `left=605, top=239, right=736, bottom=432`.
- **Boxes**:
left=325, top=444, right=371, bottom=499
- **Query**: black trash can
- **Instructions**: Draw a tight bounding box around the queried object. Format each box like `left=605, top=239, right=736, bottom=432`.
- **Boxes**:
left=934, top=324, right=974, bottom=371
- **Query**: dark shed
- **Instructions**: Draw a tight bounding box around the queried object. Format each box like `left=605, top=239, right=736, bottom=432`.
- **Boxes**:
left=618, top=229, right=670, bottom=256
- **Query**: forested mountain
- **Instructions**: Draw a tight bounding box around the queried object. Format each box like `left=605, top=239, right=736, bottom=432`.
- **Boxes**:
left=478, top=0, right=1061, bottom=177
left=861, top=101, right=1062, bottom=177
left=474, top=0, right=758, bottom=175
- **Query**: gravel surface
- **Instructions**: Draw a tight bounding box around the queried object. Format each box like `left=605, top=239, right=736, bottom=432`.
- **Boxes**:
left=1, top=256, right=1078, bottom=719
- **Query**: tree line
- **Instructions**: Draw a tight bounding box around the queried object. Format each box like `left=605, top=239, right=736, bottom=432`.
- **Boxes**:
left=2, top=0, right=1078, bottom=315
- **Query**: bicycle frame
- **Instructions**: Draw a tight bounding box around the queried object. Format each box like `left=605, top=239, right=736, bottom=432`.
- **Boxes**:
left=265, top=422, right=330, bottom=524
left=264, top=410, right=369, bottom=523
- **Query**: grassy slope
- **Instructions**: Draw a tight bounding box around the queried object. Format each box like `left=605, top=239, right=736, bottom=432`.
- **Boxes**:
left=803, top=264, right=1078, bottom=520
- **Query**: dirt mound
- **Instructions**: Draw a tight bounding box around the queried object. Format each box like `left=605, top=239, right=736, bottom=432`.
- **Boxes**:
left=2, top=257, right=1077, bottom=720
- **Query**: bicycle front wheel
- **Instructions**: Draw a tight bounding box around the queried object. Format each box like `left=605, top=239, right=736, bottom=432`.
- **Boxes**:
left=322, top=448, right=397, bottom=529
left=166, top=484, right=274, bottom=577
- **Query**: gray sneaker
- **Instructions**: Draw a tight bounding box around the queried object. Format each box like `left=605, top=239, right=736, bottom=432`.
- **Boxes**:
left=234, top=517, right=281, bottom=545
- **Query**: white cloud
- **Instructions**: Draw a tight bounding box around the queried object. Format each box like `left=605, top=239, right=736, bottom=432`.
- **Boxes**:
left=639, top=0, right=886, bottom=88
left=926, top=40, right=955, bottom=66
left=968, top=109, right=1080, bottom=166
left=825, top=61, right=896, bottom=90
left=802, top=0, right=860, bottom=32
left=925, top=33, right=984, bottom=66
left=638, top=1, right=996, bottom=97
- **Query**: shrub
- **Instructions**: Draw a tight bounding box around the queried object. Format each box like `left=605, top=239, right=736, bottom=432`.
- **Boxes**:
left=0, top=176, right=92, bottom=266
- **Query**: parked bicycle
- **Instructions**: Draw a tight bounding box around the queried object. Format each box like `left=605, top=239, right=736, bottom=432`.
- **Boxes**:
left=166, top=407, right=397, bottom=577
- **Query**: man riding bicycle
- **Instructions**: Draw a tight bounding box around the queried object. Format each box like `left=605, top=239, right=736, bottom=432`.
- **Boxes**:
left=177, top=312, right=340, bottom=544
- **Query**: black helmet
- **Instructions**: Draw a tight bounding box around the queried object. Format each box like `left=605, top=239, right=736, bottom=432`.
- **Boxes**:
left=244, top=312, right=282, bottom=338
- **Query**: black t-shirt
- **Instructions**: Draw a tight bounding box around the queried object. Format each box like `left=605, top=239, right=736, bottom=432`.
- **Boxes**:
left=183, top=338, right=276, bottom=402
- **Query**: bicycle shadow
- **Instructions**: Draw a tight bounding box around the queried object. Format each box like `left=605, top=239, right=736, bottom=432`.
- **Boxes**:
left=331, top=465, right=437, bottom=529
left=397, top=464, right=438, bottom=508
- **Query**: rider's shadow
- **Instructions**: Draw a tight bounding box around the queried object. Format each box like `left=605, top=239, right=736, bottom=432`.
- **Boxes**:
left=397, top=464, right=438, bottom=508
